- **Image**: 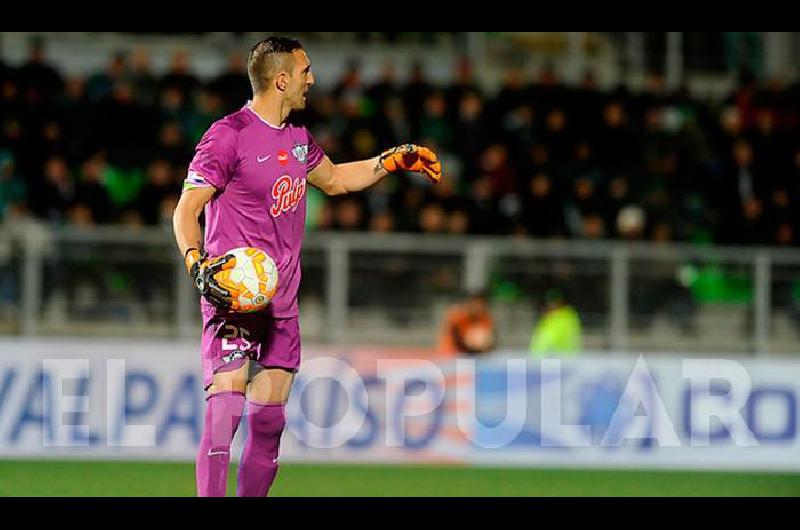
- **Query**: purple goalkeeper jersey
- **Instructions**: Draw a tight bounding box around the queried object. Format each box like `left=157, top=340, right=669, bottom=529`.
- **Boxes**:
left=185, top=104, right=325, bottom=318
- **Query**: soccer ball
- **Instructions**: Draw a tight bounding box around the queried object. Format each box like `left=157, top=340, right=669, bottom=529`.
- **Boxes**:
left=213, top=247, right=278, bottom=313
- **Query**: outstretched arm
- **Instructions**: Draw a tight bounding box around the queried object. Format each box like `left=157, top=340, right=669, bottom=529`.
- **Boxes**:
left=307, top=144, right=441, bottom=196
left=307, top=156, right=387, bottom=196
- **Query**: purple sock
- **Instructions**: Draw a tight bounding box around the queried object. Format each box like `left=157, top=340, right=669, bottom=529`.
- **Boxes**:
left=196, top=391, right=245, bottom=497
left=237, top=401, right=286, bottom=497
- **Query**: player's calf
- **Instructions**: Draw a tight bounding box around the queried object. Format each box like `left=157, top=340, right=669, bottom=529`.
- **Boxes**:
left=237, top=368, right=294, bottom=497
left=237, top=401, right=286, bottom=497
left=196, top=365, right=250, bottom=497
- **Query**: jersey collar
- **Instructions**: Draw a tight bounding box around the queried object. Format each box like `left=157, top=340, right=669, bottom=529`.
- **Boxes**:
left=244, top=101, right=286, bottom=130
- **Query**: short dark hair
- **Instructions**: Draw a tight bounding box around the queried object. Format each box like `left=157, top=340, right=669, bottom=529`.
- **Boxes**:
left=247, top=36, right=303, bottom=94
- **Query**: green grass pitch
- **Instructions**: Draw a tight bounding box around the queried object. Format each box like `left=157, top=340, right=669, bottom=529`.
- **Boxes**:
left=1, top=460, right=799, bottom=496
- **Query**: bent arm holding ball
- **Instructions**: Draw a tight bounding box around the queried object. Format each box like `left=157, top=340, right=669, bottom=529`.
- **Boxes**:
left=173, top=185, right=214, bottom=262
left=172, top=184, right=234, bottom=310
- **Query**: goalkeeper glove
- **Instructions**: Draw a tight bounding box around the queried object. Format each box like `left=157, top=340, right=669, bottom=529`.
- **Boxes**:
left=184, top=248, right=234, bottom=310
left=379, top=143, right=442, bottom=183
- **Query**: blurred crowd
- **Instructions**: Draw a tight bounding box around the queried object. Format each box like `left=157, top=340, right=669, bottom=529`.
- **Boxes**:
left=3, top=38, right=800, bottom=247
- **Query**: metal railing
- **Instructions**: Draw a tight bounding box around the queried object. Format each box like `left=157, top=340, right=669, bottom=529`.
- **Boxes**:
left=1, top=220, right=799, bottom=355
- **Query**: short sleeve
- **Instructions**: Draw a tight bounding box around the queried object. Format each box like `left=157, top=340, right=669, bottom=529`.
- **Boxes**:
left=185, top=121, right=238, bottom=191
left=306, top=129, right=326, bottom=173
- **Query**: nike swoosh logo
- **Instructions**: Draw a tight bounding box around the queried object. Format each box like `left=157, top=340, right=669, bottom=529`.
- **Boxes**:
left=208, top=450, right=229, bottom=456
left=257, top=155, right=271, bottom=163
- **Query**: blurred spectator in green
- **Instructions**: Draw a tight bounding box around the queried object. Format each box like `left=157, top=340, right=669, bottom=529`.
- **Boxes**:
left=529, top=288, right=582, bottom=358
left=85, top=152, right=144, bottom=213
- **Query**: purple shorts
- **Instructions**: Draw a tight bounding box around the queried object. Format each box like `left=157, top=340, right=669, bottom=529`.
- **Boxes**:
left=200, top=305, right=301, bottom=389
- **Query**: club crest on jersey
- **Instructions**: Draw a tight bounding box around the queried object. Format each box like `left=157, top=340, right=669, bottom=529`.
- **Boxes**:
left=222, top=350, right=247, bottom=364
left=271, top=175, right=306, bottom=217
left=292, top=144, right=308, bottom=164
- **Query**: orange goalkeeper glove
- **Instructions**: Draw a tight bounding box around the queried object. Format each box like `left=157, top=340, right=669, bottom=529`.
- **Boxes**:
left=184, top=248, right=235, bottom=310
left=379, top=143, right=442, bottom=183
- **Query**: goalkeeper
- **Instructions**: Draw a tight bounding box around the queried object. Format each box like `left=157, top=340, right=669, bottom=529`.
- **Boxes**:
left=172, top=36, right=440, bottom=497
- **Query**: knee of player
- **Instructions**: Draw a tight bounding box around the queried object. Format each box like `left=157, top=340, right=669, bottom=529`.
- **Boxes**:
left=248, top=403, right=287, bottom=433
left=207, top=374, right=249, bottom=396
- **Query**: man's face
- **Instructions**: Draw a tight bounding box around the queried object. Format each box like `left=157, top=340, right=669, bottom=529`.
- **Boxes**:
left=286, top=49, right=314, bottom=110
